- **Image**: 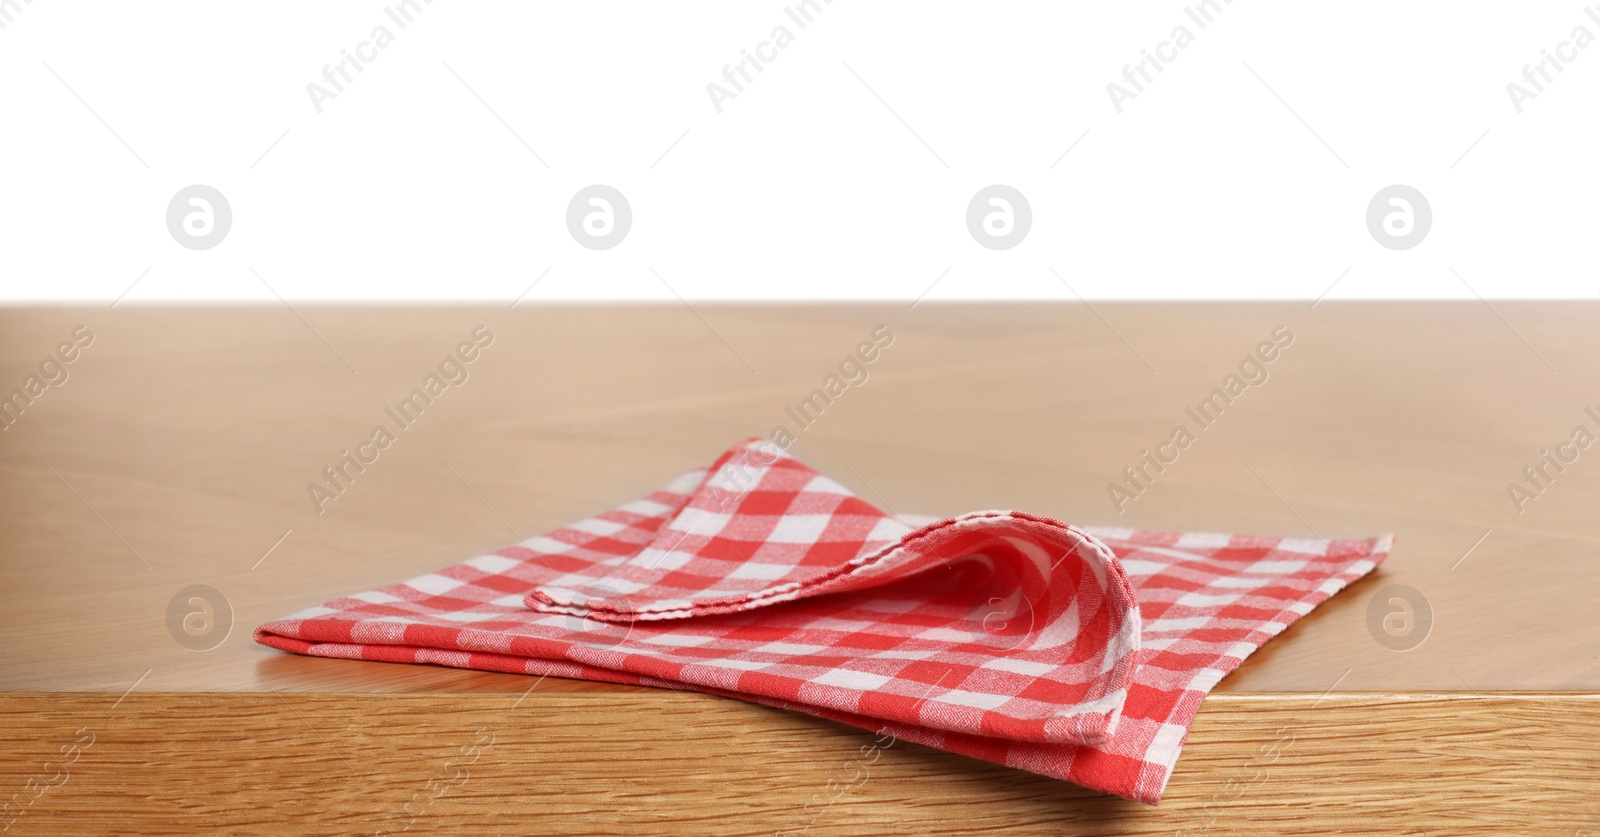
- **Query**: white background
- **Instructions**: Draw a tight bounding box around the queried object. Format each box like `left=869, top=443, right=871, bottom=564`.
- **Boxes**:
left=1, top=1, right=1596, bottom=301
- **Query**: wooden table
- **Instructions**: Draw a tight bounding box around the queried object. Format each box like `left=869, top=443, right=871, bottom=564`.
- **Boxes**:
left=2, top=303, right=1596, bottom=835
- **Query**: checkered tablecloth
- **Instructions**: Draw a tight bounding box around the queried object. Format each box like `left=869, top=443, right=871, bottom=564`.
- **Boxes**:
left=257, top=439, right=1390, bottom=804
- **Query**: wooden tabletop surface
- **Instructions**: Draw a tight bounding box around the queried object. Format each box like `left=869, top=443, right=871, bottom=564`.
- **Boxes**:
left=2, top=303, right=1597, bottom=835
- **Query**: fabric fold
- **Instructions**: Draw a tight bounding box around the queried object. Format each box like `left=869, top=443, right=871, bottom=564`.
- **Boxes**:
left=256, top=438, right=1391, bottom=804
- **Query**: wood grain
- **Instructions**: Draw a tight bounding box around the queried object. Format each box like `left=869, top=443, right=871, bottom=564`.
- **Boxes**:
left=1, top=693, right=1595, bottom=836
left=2, top=303, right=1598, bottom=833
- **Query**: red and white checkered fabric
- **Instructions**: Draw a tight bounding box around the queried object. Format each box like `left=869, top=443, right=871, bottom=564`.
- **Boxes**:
left=257, top=439, right=1391, bottom=804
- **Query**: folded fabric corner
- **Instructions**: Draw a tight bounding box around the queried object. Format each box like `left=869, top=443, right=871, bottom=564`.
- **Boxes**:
left=522, top=438, right=1143, bottom=749
left=256, top=438, right=1391, bottom=805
